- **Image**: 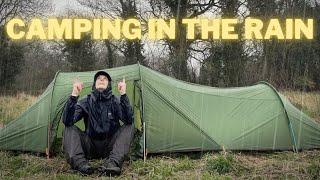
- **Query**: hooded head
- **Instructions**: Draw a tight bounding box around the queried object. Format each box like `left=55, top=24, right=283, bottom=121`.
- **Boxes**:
left=91, top=71, right=113, bottom=101
left=92, top=71, right=112, bottom=91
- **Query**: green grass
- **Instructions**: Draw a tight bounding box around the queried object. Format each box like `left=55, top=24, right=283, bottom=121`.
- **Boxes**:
left=0, top=91, right=320, bottom=179
left=307, top=161, right=320, bottom=180
left=206, top=153, right=234, bottom=175
left=1, top=150, right=320, bottom=179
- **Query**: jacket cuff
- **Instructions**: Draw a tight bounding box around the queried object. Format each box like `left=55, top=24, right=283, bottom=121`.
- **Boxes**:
left=120, top=94, right=129, bottom=101
left=70, top=95, right=79, bottom=101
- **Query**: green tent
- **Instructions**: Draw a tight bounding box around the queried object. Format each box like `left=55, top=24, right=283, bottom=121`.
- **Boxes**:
left=1, top=64, right=320, bottom=155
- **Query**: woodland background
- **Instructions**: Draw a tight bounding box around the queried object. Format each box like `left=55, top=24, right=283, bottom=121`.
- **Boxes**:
left=0, top=0, right=319, bottom=95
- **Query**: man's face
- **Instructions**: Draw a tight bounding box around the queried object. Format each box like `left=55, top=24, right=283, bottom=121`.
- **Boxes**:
left=95, top=75, right=108, bottom=90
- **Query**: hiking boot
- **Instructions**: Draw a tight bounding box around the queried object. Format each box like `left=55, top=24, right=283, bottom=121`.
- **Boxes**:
left=98, top=158, right=121, bottom=176
left=74, top=163, right=94, bottom=175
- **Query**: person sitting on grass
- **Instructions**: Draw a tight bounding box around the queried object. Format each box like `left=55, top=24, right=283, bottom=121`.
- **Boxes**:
left=62, top=71, right=134, bottom=176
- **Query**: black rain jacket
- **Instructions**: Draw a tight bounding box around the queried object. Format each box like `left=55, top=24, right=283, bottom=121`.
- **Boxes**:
left=62, top=85, right=133, bottom=139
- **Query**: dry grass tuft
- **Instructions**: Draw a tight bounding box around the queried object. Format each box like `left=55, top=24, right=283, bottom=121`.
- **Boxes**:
left=0, top=93, right=37, bottom=125
left=282, top=90, right=320, bottom=122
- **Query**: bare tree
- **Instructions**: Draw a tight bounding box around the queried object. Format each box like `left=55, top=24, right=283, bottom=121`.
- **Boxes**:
left=0, top=0, right=52, bottom=94
left=147, top=0, right=220, bottom=82
left=0, top=0, right=52, bottom=24
left=77, top=0, right=146, bottom=67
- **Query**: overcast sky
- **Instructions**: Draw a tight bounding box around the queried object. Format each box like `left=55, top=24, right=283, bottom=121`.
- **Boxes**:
left=52, top=0, right=83, bottom=15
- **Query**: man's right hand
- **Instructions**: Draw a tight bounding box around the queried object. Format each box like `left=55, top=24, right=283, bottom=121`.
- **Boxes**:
left=72, top=78, right=83, bottom=97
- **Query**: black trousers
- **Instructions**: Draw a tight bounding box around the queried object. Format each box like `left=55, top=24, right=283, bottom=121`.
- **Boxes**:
left=63, top=124, right=134, bottom=168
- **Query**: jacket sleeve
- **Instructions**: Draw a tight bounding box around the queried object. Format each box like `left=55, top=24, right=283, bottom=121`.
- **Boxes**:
left=115, top=94, right=134, bottom=124
left=62, top=95, right=85, bottom=127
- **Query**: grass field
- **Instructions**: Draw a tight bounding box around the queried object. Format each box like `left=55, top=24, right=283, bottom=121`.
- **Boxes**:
left=0, top=91, right=320, bottom=179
